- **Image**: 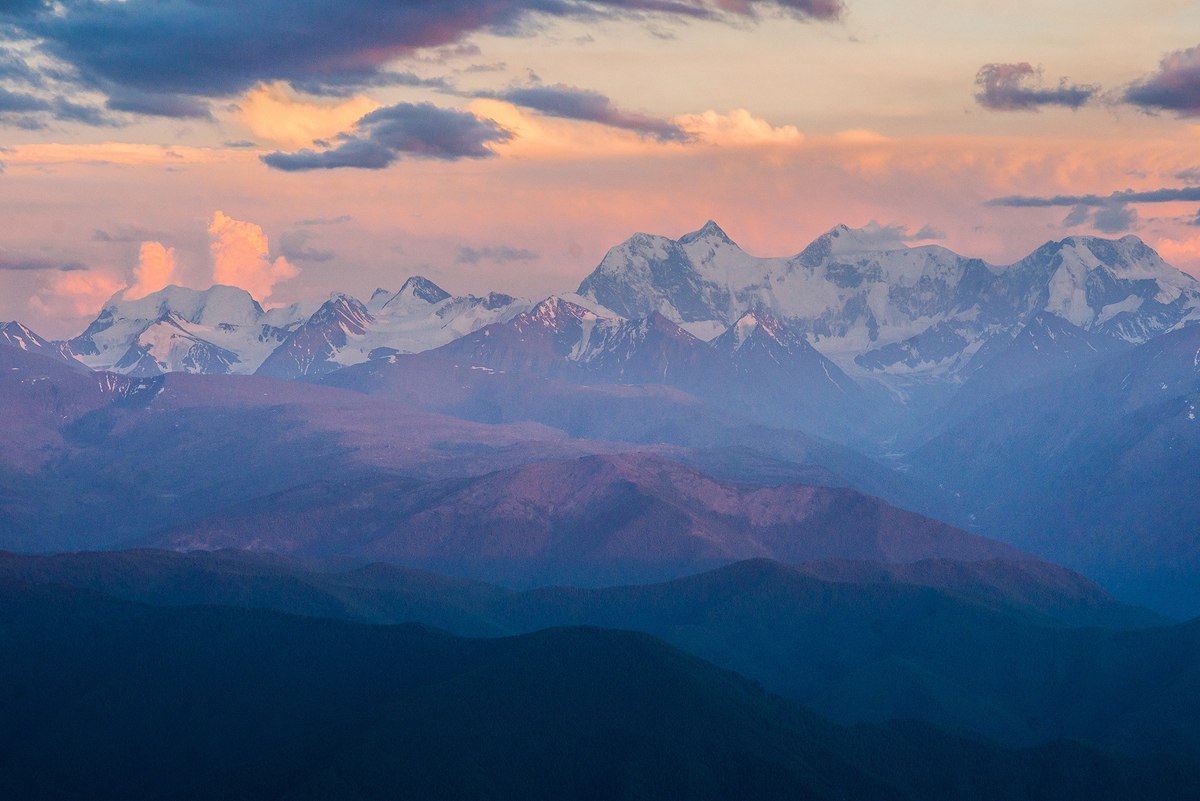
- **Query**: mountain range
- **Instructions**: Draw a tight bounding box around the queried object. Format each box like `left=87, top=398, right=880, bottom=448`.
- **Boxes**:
left=4, top=220, right=1200, bottom=613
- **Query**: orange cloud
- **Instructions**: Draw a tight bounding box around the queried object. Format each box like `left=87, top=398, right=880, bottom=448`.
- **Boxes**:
left=674, top=109, right=804, bottom=147
left=30, top=270, right=125, bottom=318
left=1154, top=235, right=1200, bottom=272
left=124, top=241, right=177, bottom=300
left=209, top=211, right=298, bottom=302
left=236, top=82, right=381, bottom=149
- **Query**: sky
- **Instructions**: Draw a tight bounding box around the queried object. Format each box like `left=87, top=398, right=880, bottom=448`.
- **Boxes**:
left=3, top=0, right=1200, bottom=337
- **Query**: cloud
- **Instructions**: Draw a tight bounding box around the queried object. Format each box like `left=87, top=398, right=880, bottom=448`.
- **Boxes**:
left=124, top=241, right=177, bottom=300
left=93, top=225, right=172, bottom=243
left=1092, top=203, right=1139, bottom=234
left=297, top=214, right=352, bottom=226
left=974, top=63, right=1097, bottom=111
left=236, top=82, right=380, bottom=150
left=1176, top=167, right=1200, bottom=185
left=1125, top=46, right=1200, bottom=116
left=493, top=84, right=688, bottom=142
left=1061, top=201, right=1140, bottom=234
left=278, top=230, right=335, bottom=263
left=990, top=186, right=1200, bottom=207
left=673, top=108, right=802, bottom=146
left=1154, top=234, right=1200, bottom=269
left=0, top=252, right=85, bottom=271
left=261, top=102, right=511, bottom=171
left=1, top=1, right=841, bottom=118
left=456, top=244, right=540, bottom=264
left=30, top=269, right=125, bottom=318
left=0, top=86, right=49, bottom=113
left=104, top=87, right=212, bottom=119
left=208, top=211, right=298, bottom=300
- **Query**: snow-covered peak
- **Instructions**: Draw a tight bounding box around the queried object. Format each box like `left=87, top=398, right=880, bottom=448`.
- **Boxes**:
left=94, top=284, right=266, bottom=331
left=802, top=223, right=916, bottom=261
left=679, top=219, right=735, bottom=247
left=366, top=287, right=394, bottom=312
left=0, top=321, right=49, bottom=351
left=384, top=275, right=452, bottom=309
left=310, top=293, right=373, bottom=332
left=526, top=296, right=603, bottom=332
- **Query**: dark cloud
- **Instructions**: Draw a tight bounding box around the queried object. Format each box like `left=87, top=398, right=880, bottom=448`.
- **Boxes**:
left=223, top=139, right=258, bottom=149
left=1177, top=167, right=1200, bottom=185
left=0, top=253, right=85, bottom=271
left=990, top=186, right=1200, bottom=207
left=1125, top=45, right=1200, bottom=115
left=975, top=63, right=1097, bottom=111
left=51, top=96, right=119, bottom=126
left=297, top=214, right=353, bottom=226
left=456, top=244, right=540, bottom=264
left=0, top=85, right=49, bottom=113
left=1092, top=203, right=1139, bottom=234
left=279, top=230, right=335, bottom=263
left=262, top=102, right=511, bottom=171
left=493, top=83, right=688, bottom=141
left=1188, top=209, right=1200, bottom=227
left=289, top=70, right=451, bottom=98
left=92, top=225, right=172, bottom=243
left=908, top=224, right=945, bottom=241
left=104, top=87, right=212, bottom=119
left=0, top=1, right=841, bottom=121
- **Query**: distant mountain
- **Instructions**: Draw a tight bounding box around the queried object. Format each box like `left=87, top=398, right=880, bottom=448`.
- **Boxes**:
left=402, top=296, right=875, bottom=442
left=4, top=578, right=1197, bottom=801
left=912, top=323, right=1200, bottom=615
left=256, top=276, right=530, bottom=379
left=577, top=222, right=1200, bottom=387
left=0, top=320, right=82, bottom=366
left=4, top=550, right=1192, bottom=757
left=155, top=452, right=1021, bottom=586
left=66, top=284, right=308, bottom=375
left=320, top=354, right=911, bottom=503
left=0, top=366, right=639, bottom=552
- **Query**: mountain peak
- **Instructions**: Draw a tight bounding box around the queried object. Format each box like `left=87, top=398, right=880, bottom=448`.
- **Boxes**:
left=397, top=275, right=452, bottom=305
left=679, top=219, right=734, bottom=246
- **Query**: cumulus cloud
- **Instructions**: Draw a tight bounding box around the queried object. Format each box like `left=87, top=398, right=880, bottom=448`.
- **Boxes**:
left=124, top=241, right=177, bottom=300
left=493, top=84, right=688, bottom=142
left=1125, top=46, right=1200, bottom=115
left=455, top=244, right=539, bottom=264
left=261, top=102, right=511, bottom=171
left=673, top=108, right=803, bottom=146
left=208, top=211, right=298, bottom=300
left=974, top=63, right=1097, bottom=111
left=0, top=1, right=842, bottom=121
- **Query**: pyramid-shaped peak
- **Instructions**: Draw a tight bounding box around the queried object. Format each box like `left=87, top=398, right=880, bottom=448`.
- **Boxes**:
left=398, top=275, right=451, bottom=304
left=529, top=295, right=598, bottom=322
left=680, top=219, right=735, bottom=246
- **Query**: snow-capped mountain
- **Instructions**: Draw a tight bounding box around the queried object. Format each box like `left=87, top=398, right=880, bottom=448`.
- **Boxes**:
left=417, top=295, right=872, bottom=442
left=577, top=222, right=1200, bottom=384
left=67, top=285, right=309, bottom=376
left=0, top=320, right=81, bottom=366
left=256, top=276, right=532, bottom=379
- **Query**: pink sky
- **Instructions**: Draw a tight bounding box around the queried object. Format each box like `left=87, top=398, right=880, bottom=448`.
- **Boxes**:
left=2, top=1, right=1200, bottom=336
